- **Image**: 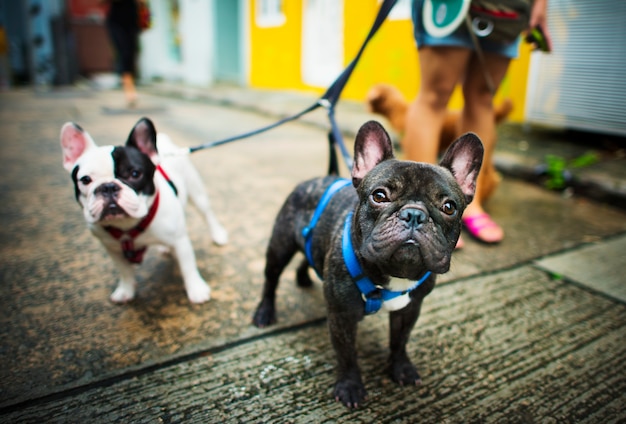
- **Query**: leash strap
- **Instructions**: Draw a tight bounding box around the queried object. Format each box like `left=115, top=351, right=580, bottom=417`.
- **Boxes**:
left=188, top=0, right=399, bottom=171
left=342, top=212, right=432, bottom=315
left=156, top=164, right=178, bottom=196
left=302, top=178, right=352, bottom=276
left=189, top=102, right=320, bottom=153
left=319, top=0, right=398, bottom=108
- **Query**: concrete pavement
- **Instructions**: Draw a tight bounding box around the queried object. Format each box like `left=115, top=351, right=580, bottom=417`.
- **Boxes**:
left=0, top=85, right=625, bottom=423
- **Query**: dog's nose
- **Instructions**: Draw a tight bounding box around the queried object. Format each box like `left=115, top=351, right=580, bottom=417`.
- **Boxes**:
left=96, top=182, right=121, bottom=197
left=399, top=207, right=427, bottom=227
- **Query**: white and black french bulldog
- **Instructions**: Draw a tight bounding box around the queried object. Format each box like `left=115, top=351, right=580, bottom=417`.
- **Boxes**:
left=253, top=121, right=483, bottom=408
left=60, top=117, right=228, bottom=304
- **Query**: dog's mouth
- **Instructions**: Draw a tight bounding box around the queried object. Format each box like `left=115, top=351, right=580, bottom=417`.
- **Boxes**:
left=362, top=230, right=454, bottom=277
left=100, top=202, right=129, bottom=220
left=390, top=237, right=423, bottom=260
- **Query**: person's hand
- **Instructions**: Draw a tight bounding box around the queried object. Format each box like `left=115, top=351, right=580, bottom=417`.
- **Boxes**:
left=528, top=0, right=553, bottom=52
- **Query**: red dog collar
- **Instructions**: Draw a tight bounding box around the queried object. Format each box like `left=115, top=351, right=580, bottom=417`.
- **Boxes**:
left=103, top=165, right=177, bottom=264
left=104, top=191, right=160, bottom=264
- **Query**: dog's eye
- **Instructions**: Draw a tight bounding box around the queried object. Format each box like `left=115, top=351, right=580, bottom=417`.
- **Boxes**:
left=130, top=170, right=142, bottom=179
left=372, top=189, right=390, bottom=203
left=442, top=201, right=457, bottom=216
left=80, top=176, right=92, bottom=185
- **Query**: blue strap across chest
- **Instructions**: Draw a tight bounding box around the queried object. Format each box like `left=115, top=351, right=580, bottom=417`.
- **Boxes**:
left=342, top=212, right=432, bottom=315
left=302, top=178, right=352, bottom=276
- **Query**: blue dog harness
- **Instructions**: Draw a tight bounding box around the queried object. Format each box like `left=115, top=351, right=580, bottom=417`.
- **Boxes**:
left=342, top=212, right=432, bottom=315
left=302, top=178, right=352, bottom=275
left=301, top=178, right=432, bottom=315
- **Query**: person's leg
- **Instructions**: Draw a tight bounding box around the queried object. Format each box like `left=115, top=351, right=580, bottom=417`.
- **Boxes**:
left=459, top=52, right=511, bottom=243
left=112, top=27, right=138, bottom=107
left=400, top=46, right=472, bottom=164
left=122, top=30, right=139, bottom=107
left=121, top=72, right=137, bottom=107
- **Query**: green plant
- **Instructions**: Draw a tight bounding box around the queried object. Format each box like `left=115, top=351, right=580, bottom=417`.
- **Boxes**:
left=543, top=152, right=599, bottom=190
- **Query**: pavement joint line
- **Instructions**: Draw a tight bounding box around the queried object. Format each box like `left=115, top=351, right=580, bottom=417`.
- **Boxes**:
left=0, top=317, right=327, bottom=416
left=437, top=231, right=626, bottom=304
left=540, top=273, right=626, bottom=307
left=527, top=230, right=626, bottom=267
left=531, top=230, right=626, bottom=306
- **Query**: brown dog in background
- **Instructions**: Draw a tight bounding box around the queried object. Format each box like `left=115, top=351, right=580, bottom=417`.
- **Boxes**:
left=366, top=83, right=512, bottom=203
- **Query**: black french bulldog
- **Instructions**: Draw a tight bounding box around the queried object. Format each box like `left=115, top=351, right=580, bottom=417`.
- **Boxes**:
left=253, top=120, right=483, bottom=408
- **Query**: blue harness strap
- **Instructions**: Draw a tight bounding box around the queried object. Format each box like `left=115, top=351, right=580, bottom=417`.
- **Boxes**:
left=302, top=178, right=352, bottom=276
left=342, top=212, right=432, bottom=315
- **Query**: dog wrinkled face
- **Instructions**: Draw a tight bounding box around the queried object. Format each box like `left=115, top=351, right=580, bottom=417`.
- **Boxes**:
left=349, top=121, right=483, bottom=280
left=61, top=120, right=160, bottom=226
left=354, top=160, right=467, bottom=278
left=71, top=146, right=156, bottom=225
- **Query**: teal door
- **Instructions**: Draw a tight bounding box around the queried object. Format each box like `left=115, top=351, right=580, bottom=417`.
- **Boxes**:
left=214, top=0, right=242, bottom=84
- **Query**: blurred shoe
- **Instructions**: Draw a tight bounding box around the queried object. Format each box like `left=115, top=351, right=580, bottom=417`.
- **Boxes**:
left=463, top=213, right=503, bottom=244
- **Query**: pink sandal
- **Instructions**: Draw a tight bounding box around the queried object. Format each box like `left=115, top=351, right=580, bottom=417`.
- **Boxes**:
left=462, top=213, right=503, bottom=244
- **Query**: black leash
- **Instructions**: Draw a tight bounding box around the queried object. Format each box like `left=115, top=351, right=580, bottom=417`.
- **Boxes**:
left=188, top=0, right=398, bottom=173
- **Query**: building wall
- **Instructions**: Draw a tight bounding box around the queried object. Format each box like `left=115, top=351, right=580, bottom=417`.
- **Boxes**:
left=179, top=0, right=215, bottom=86
left=139, top=0, right=216, bottom=86
left=249, top=0, right=303, bottom=89
left=139, top=0, right=183, bottom=81
left=248, top=0, right=534, bottom=122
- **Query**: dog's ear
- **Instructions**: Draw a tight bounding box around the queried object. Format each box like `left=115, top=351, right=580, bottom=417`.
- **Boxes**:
left=60, top=122, right=97, bottom=172
left=127, top=117, right=158, bottom=161
left=351, top=121, right=395, bottom=187
left=439, top=132, right=484, bottom=204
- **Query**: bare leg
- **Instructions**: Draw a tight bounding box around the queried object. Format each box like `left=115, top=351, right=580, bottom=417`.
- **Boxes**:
left=460, top=52, right=511, bottom=243
left=401, top=46, right=472, bottom=247
left=121, top=72, right=137, bottom=108
left=400, top=46, right=472, bottom=164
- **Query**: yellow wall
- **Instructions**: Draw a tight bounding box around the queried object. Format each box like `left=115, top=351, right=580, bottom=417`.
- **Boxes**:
left=250, top=0, right=532, bottom=122
left=249, top=0, right=304, bottom=89
left=342, top=1, right=420, bottom=102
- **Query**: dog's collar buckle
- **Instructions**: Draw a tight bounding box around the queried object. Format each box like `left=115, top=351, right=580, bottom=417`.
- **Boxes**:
left=343, top=212, right=431, bottom=315
left=361, top=285, right=384, bottom=303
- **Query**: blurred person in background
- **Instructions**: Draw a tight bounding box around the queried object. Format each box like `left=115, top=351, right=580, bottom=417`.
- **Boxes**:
left=102, top=0, right=146, bottom=108
left=403, top=0, right=552, bottom=246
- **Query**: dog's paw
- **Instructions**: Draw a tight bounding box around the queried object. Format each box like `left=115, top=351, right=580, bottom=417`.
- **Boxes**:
left=389, top=359, right=422, bottom=386
left=186, top=279, right=211, bottom=303
left=333, top=378, right=367, bottom=408
left=211, top=225, right=229, bottom=246
left=110, top=285, right=136, bottom=303
left=252, top=300, right=276, bottom=328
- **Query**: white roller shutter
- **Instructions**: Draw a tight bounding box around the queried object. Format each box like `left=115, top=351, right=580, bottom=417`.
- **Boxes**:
left=525, top=0, right=626, bottom=136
